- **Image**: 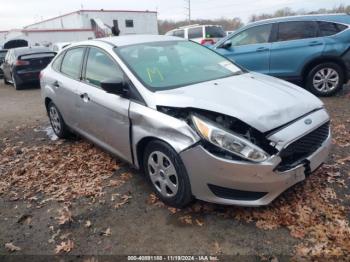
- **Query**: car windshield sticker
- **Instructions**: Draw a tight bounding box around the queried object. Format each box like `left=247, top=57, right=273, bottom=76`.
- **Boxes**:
left=219, top=61, right=238, bottom=73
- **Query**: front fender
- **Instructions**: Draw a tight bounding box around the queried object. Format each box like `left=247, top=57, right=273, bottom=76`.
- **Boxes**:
left=129, top=102, right=200, bottom=169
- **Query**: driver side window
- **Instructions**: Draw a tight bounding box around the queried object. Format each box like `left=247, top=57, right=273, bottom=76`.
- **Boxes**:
left=85, top=47, right=124, bottom=87
left=229, top=24, right=272, bottom=46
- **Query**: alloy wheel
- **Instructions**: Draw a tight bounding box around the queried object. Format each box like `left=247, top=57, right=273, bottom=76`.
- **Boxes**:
left=49, top=106, right=61, bottom=135
left=148, top=151, right=179, bottom=198
left=312, top=68, right=339, bottom=93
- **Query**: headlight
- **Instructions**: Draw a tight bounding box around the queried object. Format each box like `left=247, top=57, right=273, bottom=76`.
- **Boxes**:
left=192, top=115, right=269, bottom=162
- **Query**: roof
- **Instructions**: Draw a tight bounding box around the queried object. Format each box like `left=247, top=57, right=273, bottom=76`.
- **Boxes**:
left=24, top=9, right=157, bottom=29
left=13, top=46, right=52, bottom=56
left=248, top=13, right=350, bottom=27
left=85, top=35, right=184, bottom=47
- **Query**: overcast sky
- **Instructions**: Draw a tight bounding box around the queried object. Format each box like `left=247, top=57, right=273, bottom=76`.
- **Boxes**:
left=0, top=0, right=349, bottom=30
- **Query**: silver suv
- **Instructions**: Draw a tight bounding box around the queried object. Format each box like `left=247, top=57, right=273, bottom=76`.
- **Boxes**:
left=41, top=35, right=331, bottom=208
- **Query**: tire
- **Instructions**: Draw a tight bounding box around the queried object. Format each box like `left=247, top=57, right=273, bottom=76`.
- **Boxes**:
left=143, top=140, right=193, bottom=208
left=47, top=102, right=71, bottom=139
left=305, top=62, right=344, bottom=97
left=12, top=75, right=22, bottom=90
left=3, top=75, right=10, bottom=85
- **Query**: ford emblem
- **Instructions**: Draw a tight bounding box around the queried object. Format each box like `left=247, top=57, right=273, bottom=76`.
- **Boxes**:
left=304, top=119, right=312, bottom=125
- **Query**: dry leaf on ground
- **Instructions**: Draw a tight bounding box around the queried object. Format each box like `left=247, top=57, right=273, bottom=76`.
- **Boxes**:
left=55, top=239, right=74, bottom=253
left=5, top=242, right=21, bottom=252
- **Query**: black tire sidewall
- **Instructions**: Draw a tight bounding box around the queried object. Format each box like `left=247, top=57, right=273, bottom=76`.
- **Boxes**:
left=12, top=75, right=20, bottom=90
left=143, top=140, right=193, bottom=208
left=306, top=62, right=344, bottom=97
left=48, top=102, right=70, bottom=139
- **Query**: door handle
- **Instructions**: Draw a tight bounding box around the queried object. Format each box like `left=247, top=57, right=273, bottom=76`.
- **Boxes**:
left=80, top=93, right=90, bottom=102
left=309, top=41, right=322, bottom=46
left=256, top=47, right=269, bottom=52
left=53, top=81, right=60, bottom=88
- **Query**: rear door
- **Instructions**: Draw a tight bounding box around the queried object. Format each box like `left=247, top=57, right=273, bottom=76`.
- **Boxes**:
left=76, top=46, right=132, bottom=161
left=269, top=21, right=325, bottom=78
left=216, top=24, right=273, bottom=74
left=51, top=47, right=86, bottom=128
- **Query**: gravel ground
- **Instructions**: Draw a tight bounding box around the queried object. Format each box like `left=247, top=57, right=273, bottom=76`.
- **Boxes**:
left=0, top=82, right=349, bottom=261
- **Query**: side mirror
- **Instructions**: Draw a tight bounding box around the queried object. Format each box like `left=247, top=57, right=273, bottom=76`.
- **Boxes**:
left=101, top=77, right=127, bottom=96
left=221, top=40, right=232, bottom=49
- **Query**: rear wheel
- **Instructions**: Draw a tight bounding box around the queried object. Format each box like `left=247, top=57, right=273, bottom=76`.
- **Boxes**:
left=47, top=102, right=71, bottom=139
left=305, top=62, right=344, bottom=96
left=12, top=75, right=22, bottom=90
left=3, top=75, right=10, bottom=85
left=143, top=140, right=193, bottom=208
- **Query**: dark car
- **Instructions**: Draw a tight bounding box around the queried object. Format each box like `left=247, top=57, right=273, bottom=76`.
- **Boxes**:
left=0, top=49, right=8, bottom=78
left=2, top=47, right=56, bottom=90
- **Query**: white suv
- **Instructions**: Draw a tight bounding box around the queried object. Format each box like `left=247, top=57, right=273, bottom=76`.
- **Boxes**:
left=165, top=24, right=226, bottom=45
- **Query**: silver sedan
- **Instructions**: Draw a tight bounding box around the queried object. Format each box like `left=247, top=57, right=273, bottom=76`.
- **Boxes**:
left=41, top=35, right=331, bottom=207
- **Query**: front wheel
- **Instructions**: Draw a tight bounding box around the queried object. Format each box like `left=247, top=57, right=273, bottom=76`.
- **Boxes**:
left=305, top=63, right=344, bottom=96
left=143, top=140, right=193, bottom=208
left=47, top=102, right=71, bottom=139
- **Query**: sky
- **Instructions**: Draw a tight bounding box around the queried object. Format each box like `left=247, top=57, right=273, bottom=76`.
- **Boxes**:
left=0, top=0, right=349, bottom=30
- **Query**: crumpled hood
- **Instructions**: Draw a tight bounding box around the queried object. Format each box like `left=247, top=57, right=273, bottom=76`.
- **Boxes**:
left=153, top=72, right=324, bottom=133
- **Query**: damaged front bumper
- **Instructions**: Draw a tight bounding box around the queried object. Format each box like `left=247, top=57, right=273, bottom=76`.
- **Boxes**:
left=180, top=109, right=331, bottom=206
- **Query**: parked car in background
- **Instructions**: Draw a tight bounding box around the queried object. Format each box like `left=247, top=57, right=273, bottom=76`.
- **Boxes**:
left=214, top=14, right=350, bottom=96
left=2, top=47, right=56, bottom=90
left=52, top=42, right=72, bottom=53
left=0, top=49, right=8, bottom=78
left=41, top=35, right=331, bottom=208
left=166, top=24, right=226, bottom=45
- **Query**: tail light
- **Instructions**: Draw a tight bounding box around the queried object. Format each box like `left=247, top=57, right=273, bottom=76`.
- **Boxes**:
left=201, top=39, right=215, bottom=45
left=15, top=60, right=30, bottom=66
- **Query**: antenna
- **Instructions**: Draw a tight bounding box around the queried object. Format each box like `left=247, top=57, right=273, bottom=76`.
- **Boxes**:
left=184, top=0, right=191, bottom=25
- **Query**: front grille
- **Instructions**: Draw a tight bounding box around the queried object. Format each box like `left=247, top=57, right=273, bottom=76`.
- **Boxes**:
left=277, top=122, right=330, bottom=172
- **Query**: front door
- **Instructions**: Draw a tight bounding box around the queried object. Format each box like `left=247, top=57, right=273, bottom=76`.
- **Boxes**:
left=215, top=24, right=273, bottom=74
left=76, top=46, right=132, bottom=162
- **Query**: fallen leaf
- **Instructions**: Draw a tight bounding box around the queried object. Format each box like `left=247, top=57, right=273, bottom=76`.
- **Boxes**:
left=55, top=240, right=74, bottom=253
left=56, top=206, right=73, bottom=225
left=195, top=218, right=204, bottom=227
left=5, top=243, right=21, bottom=252
left=85, top=220, right=92, bottom=228
left=102, top=227, right=111, bottom=236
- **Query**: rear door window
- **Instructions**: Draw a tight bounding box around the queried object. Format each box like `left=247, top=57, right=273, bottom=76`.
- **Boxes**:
left=61, top=47, right=85, bottom=79
left=188, top=27, right=203, bottom=39
left=318, top=21, right=348, bottom=36
left=205, top=26, right=225, bottom=38
left=277, top=21, right=318, bottom=41
left=52, top=52, right=65, bottom=71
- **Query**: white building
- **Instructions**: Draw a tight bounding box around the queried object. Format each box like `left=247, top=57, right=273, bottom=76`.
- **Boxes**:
left=1, top=9, right=158, bottom=48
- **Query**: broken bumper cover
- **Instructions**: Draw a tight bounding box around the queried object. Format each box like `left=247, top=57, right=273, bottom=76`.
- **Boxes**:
left=180, top=132, right=331, bottom=207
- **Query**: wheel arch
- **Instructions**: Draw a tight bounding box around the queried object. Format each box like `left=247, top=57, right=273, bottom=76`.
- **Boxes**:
left=44, top=97, right=52, bottom=113
left=301, top=56, right=348, bottom=84
left=136, top=137, right=171, bottom=172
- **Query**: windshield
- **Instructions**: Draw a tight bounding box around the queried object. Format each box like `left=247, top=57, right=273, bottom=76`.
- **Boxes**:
left=205, top=26, right=226, bottom=38
left=116, top=41, right=242, bottom=91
